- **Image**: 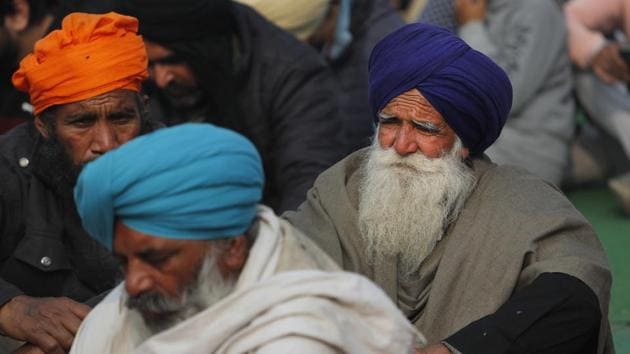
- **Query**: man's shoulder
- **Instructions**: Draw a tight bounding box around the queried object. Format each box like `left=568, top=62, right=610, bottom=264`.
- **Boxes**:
left=0, top=123, right=34, bottom=162
left=312, top=149, right=367, bottom=190
left=508, top=0, right=565, bottom=24
left=0, top=124, right=35, bottom=194
left=276, top=218, right=342, bottom=273
left=471, top=158, right=578, bottom=216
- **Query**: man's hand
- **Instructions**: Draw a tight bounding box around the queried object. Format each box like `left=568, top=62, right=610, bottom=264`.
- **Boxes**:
left=414, top=343, right=453, bottom=354
left=0, top=295, right=90, bottom=353
left=12, top=344, right=45, bottom=354
left=591, top=42, right=630, bottom=83
left=455, top=0, right=487, bottom=26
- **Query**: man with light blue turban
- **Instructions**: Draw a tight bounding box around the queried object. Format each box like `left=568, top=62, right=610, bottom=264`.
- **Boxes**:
left=70, top=123, right=423, bottom=353
left=285, top=23, right=612, bottom=353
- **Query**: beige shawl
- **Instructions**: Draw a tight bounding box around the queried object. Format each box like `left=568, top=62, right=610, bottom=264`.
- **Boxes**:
left=70, top=205, right=424, bottom=353
left=284, top=149, right=613, bottom=353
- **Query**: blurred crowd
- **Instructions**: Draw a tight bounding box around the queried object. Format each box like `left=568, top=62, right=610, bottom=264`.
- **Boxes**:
left=0, top=0, right=622, bottom=353
left=3, top=0, right=629, bottom=213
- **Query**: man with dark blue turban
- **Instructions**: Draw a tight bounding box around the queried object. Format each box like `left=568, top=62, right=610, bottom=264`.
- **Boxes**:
left=70, top=123, right=423, bottom=353
left=285, top=23, right=612, bottom=354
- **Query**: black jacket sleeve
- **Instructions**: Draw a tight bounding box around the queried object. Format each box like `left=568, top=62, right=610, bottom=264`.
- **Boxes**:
left=0, top=279, right=23, bottom=307
left=0, top=195, right=24, bottom=307
left=444, top=272, right=601, bottom=354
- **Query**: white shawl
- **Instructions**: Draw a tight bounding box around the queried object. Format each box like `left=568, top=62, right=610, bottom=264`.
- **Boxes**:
left=71, top=205, right=424, bottom=353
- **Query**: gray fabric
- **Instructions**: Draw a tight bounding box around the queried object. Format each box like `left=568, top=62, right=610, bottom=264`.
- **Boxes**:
left=575, top=70, right=630, bottom=158
left=417, top=0, right=457, bottom=32
left=284, top=149, right=612, bottom=353
left=420, top=0, right=575, bottom=186
left=0, top=336, right=23, bottom=354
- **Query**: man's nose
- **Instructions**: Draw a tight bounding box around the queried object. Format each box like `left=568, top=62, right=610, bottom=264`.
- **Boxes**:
left=90, top=121, right=117, bottom=156
left=393, top=124, right=419, bottom=156
left=125, top=262, right=155, bottom=298
left=151, top=64, right=173, bottom=89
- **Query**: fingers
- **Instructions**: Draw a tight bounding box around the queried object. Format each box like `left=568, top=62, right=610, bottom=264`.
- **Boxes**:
left=23, top=313, right=76, bottom=352
left=63, top=298, right=91, bottom=321
left=11, top=343, right=46, bottom=354
left=594, top=66, right=619, bottom=84
left=44, top=320, right=75, bottom=350
left=592, top=43, right=630, bottom=82
left=23, top=330, right=64, bottom=354
left=1, top=296, right=90, bottom=352
left=58, top=309, right=84, bottom=336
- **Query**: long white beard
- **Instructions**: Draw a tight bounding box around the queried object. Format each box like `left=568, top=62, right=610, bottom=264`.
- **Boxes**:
left=357, top=139, right=476, bottom=278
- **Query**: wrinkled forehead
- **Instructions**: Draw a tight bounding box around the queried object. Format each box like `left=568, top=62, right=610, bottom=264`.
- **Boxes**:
left=381, top=88, right=437, bottom=110
left=43, top=89, right=141, bottom=120
left=379, top=89, right=448, bottom=124
left=112, top=220, right=201, bottom=256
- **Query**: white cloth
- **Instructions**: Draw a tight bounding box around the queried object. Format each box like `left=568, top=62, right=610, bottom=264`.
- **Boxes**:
left=70, top=205, right=423, bottom=354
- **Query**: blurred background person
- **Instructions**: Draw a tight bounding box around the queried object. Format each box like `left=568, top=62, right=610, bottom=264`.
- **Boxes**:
left=565, top=0, right=630, bottom=215
left=418, top=0, right=575, bottom=187
left=1, top=0, right=57, bottom=133
left=237, top=0, right=405, bottom=151
left=0, top=0, right=117, bottom=134
left=119, top=0, right=344, bottom=213
left=390, top=0, right=429, bottom=22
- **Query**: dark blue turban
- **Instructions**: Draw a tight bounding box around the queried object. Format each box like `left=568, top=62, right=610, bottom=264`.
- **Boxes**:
left=368, top=23, right=513, bottom=154
left=74, top=123, right=264, bottom=250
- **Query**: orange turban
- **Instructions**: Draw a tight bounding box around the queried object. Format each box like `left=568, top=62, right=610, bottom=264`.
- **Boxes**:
left=12, top=12, right=148, bottom=115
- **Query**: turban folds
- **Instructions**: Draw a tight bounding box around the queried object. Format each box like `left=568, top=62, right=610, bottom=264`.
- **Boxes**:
left=12, top=12, right=148, bottom=116
left=368, top=23, right=513, bottom=154
left=74, top=124, right=264, bottom=250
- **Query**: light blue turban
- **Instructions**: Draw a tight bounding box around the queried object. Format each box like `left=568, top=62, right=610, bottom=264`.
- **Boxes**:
left=74, top=123, right=264, bottom=250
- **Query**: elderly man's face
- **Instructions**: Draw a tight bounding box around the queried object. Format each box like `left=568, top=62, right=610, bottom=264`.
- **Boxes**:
left=35, top=89, right=142, bottom=166
left=144, top=40, right=202, bottom=109
left=113, top=222, right=212, bottom=301
left=359, top=89, right=476, bottom=277
left=377, top=89, right=469, bottom=159
left=113, top=222, right=247, bottom=333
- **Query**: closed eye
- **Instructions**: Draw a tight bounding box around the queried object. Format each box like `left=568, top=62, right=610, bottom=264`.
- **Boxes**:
left=412, top=120, right=441, bottom=134
left=139, top=250, right=179, bottom=269
left=378, top=112, right=400, bottom=125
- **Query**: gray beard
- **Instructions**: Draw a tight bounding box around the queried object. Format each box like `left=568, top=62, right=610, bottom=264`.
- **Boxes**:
left=357, top=139, right=476, bottom=278
left=126, top=249, right=236, bottom=335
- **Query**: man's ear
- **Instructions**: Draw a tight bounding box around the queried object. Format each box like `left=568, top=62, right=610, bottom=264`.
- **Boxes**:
left=4, top=0, right=30, bottom=35
left=460, top=146, right=470, bottom=159
left=219, top=235, right=248, bottom=274
left=34, top=115, right=50, bottom=139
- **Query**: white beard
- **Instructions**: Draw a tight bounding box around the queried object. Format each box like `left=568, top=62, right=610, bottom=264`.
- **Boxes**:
left=130, top=246, right=236, bottom=335
left=357, top=139, right=476, bottom=278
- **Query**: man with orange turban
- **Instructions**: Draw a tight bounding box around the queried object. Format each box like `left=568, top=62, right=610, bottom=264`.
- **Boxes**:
left=0, top=11, right=152, bottom=354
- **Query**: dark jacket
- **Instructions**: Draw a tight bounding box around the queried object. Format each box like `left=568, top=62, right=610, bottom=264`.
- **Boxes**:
left=150, top=4, right=345, bottom=213
left=0, top=124, right=119, bottom=306
left=331, top=0, right=405, bottom=152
